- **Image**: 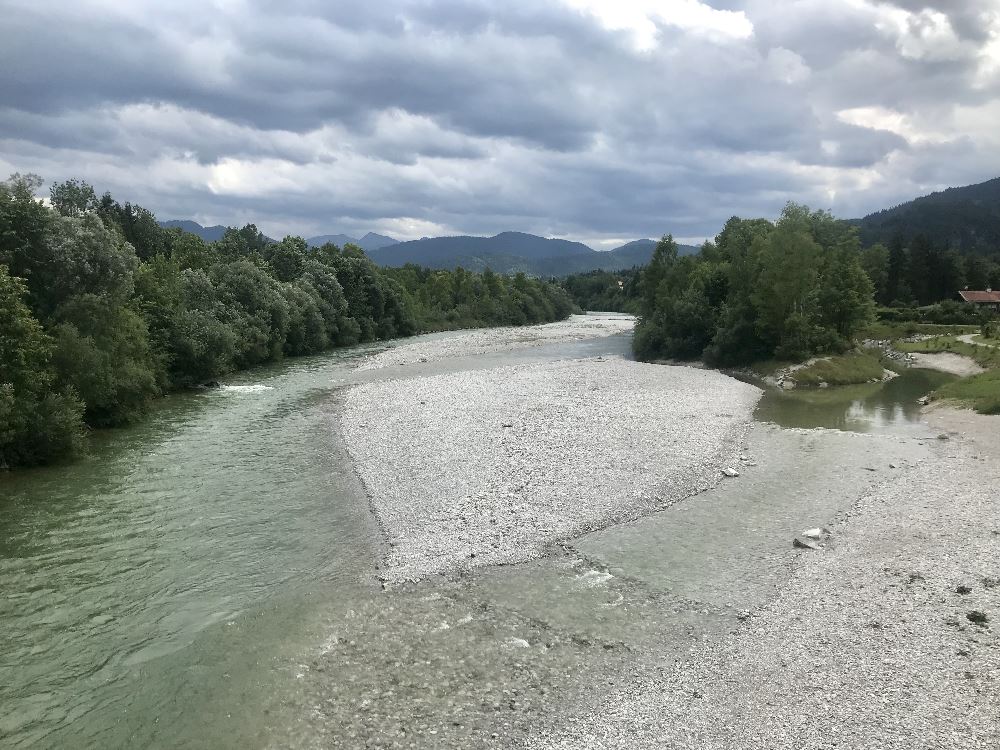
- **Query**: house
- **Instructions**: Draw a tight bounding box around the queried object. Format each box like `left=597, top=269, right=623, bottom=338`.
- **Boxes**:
left=958, top=289, right=1000, bottom=312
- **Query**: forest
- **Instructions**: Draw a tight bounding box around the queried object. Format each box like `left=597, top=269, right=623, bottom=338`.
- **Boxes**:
left=0, top=174, right=576, bottom=469
left=558, top=203, right=999, bottom=367
left=632, top=204, right=878, bottom=365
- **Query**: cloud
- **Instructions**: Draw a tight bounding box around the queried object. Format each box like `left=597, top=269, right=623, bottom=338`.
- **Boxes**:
left=0, top=0, right=999, bottom=245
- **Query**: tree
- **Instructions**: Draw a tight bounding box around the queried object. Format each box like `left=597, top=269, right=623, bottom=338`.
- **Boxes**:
left=50, top=179, right=98, bottom=217
left=50, top=294, right=161, bottom=426
left=860, top=243, right=889, bottom=304
left=0, top=266, right=84, bottom=466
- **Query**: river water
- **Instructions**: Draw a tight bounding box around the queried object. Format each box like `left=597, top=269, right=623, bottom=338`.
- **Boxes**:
left=0, top=328, right=954, bottom=749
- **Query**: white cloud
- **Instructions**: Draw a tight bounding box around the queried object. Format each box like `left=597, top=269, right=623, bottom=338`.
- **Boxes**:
left=836, top=105, right=950, bottom=145
left=562, top=0, right=753, bottom=50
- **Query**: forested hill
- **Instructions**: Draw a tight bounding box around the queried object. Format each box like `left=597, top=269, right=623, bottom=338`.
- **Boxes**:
left=1, top=174, right=576, bottom=469
left=851, top=177, right=1000, bottom=252
left=159, top=220, right=230, bottom=243
left=367, top=232, right=699, bottom=274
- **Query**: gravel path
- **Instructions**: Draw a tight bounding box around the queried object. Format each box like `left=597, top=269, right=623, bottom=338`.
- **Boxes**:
left=356, top=314, right=634, bottom=370
left=533, top=410, right=1000, bottom=750
left=340, top=357, right=762, bottom=583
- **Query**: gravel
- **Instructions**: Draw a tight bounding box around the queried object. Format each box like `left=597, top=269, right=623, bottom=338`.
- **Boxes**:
left=532, top=408, right=1000, bottom=750
left=908, top=351, right=985, bottom=377
left=340, top=356, right=762, bottom=583
left=356, top=314, right=635, bottom=370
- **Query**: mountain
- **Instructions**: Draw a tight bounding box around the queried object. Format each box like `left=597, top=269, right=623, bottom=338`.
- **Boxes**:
left=306, top=232, right=399, bottom=251
left=159, top=220, right=228, bottom=243
left=358, top=232, right=399, bottom=251
left=306, top=233, right=357, bottom=249
left=158, top=219, right=696, bottom=275
left=851, top=177, right=1000, bottom=252
left=368, top=231, right=594, bottom=267
left=366, top=232, right=697, bottom=275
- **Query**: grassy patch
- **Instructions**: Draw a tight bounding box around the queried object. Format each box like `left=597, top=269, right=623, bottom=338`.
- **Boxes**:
left=896, top=337, right=1000, bottom=369
left=792, top=352, right=887, bottom=386
left=936, top=370, right=1000, bottom=414
left=862, top=321, right=979, bottom=340
left=970, top=334, right=1000, bottom=347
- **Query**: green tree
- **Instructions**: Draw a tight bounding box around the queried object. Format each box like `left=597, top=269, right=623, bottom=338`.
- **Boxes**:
left=0, top=266, right=85, bottom=466
left=860, top=243, right=889, bottom=304
left=50, top=179, right=98, bottom=217
left=50, top=294, right=161, bottom=426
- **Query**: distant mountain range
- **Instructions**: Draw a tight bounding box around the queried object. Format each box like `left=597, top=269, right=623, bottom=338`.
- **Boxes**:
left=367, top=233, right=698, bottom=274
left=851, top=176, right=1000, bottom=252
left=159, top=220, right=696, bottom=275
left=159, top=220, right=230, bottom=243
left=306, top=232, right=399, bottom=252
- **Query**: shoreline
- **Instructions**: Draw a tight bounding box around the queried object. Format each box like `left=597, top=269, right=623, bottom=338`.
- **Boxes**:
left=535, top=405, right=1000, bottom=749
left=297, top=317, right=999, bottom=748
left=339, top=350, right=762, bottom=583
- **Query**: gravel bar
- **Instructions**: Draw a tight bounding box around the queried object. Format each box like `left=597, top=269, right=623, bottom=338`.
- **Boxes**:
left=533, top=409, right=1000, bottom=750
left=341, top=357, right=762, bottom=582
left=357, top=314, right=634, bottom=370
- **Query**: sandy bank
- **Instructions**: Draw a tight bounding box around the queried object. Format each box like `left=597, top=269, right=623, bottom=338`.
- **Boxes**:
left=535, top=408, right=1000, bottom=750
left=357, top=313, right=634, bottom=371
left=340, top=357, right=761, bottom=583
left=909, top=351, right=985, bottom=377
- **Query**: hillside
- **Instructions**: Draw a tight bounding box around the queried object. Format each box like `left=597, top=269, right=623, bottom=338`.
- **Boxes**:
left=159, top=220, right=229, bottom=242
left=852, top=177, right=1000, bottom=252
left=368, top=233, right=697, bottom=275
left=157, top=221, right=696, bottom=275
left=307, top=232, right=399, bottom=252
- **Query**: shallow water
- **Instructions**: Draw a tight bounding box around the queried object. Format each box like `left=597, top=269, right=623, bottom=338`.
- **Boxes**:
left=0, top=320, right=635, bottom=749
left=755, top=367, right=955, bottom=435
left=0, top=325, right=950, bottom=748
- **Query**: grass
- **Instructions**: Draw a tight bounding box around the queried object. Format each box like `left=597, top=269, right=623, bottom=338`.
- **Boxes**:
left=792, top=351, right=887, bottom=386
left=861, top=321, right=979, bottom=340
left=896, top=336, right=1000, bottom=369
left=895, top=335, right=1000, bottom=413
left=935, top=370, right=1000, bottom=414
left=970, top=334, right=1000, bottom=347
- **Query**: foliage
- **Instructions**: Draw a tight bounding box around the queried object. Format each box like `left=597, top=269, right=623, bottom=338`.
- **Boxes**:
left=559, top=269, right=640, bottom=313
left=0, top=174, right=574, bottom=469
left=0, top=265, right=84, bottom=466
left=853, top=176, right=1000, bottom=255
left=635, top=205, right=875, bottom=366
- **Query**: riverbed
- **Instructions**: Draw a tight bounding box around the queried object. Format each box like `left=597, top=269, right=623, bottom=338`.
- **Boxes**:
left=1, top=314, right=993, bottom=749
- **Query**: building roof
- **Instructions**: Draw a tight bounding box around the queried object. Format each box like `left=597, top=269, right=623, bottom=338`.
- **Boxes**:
left=958, top=290, right=1000, bottom=303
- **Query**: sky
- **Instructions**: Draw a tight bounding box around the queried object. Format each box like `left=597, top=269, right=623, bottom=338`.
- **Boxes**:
left=2, top=0, right=999, bottom=248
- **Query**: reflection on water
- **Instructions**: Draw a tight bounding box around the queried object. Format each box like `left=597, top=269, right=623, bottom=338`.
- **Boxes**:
left=755, top=368, right=955, bottom=434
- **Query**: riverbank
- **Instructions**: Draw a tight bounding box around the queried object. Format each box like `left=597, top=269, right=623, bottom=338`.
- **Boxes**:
left=276, top=316, right=1000, bottom=749
left=340, top=321, right=761, bottom=582
left=535, top=406, right=1000, bottom=749
left=356, top=313, right=635, bottom=371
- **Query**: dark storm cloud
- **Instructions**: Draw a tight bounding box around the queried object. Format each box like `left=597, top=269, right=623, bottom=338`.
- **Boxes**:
left=1, top=0, right=998, bottom=242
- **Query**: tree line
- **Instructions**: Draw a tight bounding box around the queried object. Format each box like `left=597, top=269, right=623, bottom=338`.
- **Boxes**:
left=860, top=235, right=1000, bottom=308
left=1, top=174, right=575, bottom=469
left=558, top=269, right=641, bottom=314
left=633, top=204, right=877, bottom=365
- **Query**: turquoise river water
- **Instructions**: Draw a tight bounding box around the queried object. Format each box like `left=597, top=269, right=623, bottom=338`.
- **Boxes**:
left=0, top=328, right=953, bottom=748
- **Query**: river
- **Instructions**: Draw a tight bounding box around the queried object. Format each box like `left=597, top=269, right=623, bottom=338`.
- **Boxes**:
left=0, top=321, right=953, bottom=748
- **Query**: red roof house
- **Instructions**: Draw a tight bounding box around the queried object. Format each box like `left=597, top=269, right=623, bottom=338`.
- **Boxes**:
left=958, top=290, right=1000, bottom=310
